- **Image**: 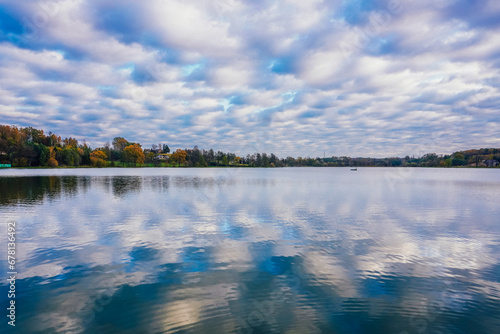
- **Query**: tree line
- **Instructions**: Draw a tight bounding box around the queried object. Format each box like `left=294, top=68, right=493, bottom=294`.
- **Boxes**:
left=1, top=125, right=499, bottom=168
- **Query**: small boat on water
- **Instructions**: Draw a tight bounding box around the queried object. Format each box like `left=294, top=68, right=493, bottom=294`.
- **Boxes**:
left=350, top=167, right=357, bottom=171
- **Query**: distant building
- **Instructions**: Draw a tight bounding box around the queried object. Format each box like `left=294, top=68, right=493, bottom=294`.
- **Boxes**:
left=144, top=148, right=161, bottom=154
left=483, top=159, right=499, bottom=167
left=154, top=153, right=171, bottom=161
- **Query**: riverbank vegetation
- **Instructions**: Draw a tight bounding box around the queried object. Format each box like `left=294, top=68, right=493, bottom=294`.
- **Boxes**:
left=1, top=125, right=499, bottom=168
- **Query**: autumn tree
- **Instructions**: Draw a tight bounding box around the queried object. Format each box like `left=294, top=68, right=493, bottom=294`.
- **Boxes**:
left=123, top=144, right=145, bottom=164
left=112, top=137, right=129, bottom=151
left=48, top=133, right=61, bottom=147
left=47, top=157, right=58, bottom=167
left=46, top=147, right=58, bottom=167
left=90, top=150, right=108, bottom=167
left=170, top=149, right=187, bottom=167
left=63, top=137, right=78, bottom=147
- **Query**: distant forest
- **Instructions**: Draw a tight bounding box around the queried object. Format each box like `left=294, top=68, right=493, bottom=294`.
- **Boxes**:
left=1, top=125, right=499, bottom=168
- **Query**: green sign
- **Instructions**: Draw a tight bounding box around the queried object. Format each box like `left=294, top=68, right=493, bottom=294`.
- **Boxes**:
left=0, top=164, right=11, bottom=168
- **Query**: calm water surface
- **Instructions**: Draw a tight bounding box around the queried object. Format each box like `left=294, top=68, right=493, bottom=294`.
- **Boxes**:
left=1, top=167, right=499, bottom=333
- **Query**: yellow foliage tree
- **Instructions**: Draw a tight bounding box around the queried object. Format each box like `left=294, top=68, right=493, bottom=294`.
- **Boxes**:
left=123, top=144, right=145, bottom=165
left=47, top=157, right=58, bottom=167
left=170, top=149, right=187, bottom=167
left=90, top=150, right=108, bottom=167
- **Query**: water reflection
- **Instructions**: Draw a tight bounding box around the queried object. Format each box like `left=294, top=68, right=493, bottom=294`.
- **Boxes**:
left=0, top=176, right=91, bottom=206
left=0, top=168, right=499, bottom=333
left=110, top=176, right=143, bottom=197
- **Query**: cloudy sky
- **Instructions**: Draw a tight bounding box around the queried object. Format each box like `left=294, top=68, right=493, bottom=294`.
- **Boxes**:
left=0, top=0, right=499, bottom=157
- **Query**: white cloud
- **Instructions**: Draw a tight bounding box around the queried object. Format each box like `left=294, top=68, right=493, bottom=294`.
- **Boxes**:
left=0, top=0, right=499, bottom=156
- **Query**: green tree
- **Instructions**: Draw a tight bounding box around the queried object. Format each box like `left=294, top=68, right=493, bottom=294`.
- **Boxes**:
left=207, top=149, right=215, bottom=165
left=81, top=145, right=92, bottom=165
left=145, top=152, right=156, bottom=163
left=198, top=154, right=207, bottom=167
left=451, top=153, right=466, bottom=166
left=262, top=153, right=269, bottom=167
left=61, top=147, right=81, bottom=166
left=215, top=151, right=224, bottom=166
left=35, top=144, right=50, bottom=166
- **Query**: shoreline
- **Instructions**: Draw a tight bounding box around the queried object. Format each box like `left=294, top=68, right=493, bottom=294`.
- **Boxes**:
left=1, top=165, right=498, bottom=170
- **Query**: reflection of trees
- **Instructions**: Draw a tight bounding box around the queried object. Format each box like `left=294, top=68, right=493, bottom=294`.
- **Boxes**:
left=0, top=174, right=238, bottom=206
left=173, top=176, right=210, bottom=188
left=171, top=176, right=236, bottom=189
left=0, top=175, right=170, bottom=204
left=61, top=176, right=80, bottom=197
left=148, top=176, right=170, bottom=192
left=0, top=176, right=91, bottom=206
left=111, top=176, right=143, bottom=197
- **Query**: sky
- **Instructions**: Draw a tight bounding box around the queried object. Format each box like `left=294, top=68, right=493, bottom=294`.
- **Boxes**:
left=0, top=0, right=499, bottom=158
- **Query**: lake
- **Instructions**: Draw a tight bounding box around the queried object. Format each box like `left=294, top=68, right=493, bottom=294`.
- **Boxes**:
left=1, top=167, right=499, bottom=333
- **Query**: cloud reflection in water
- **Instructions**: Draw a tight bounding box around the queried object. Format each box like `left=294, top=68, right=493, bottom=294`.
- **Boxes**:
left=0, top=168, right=499, bottom=333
